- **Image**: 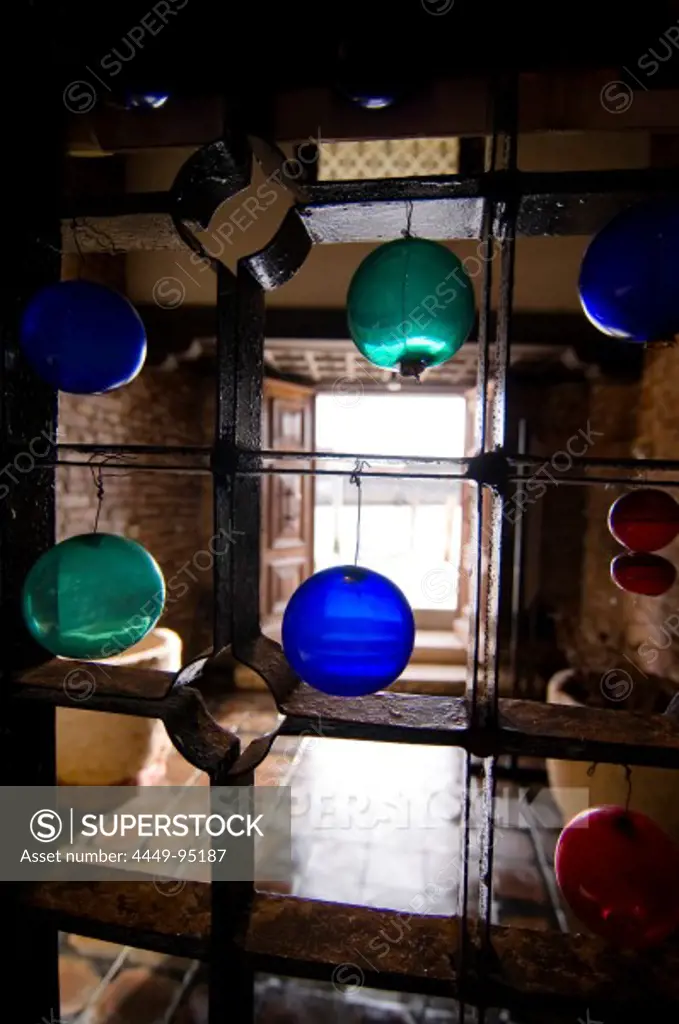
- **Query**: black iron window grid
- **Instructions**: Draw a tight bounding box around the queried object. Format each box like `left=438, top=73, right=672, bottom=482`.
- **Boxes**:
left=5, top=75, right=679, bottom=1023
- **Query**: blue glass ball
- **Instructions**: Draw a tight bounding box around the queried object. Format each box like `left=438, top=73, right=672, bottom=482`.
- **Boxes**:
left=19, top=280, right=147, bottom=394
left=343, top=90, right=399, bottom=110
left=22, top=533, right=165, bottom=661
left=125, top=93, right=169, bottom=109
left=579, top=200, right=679, bottom=341
left=282, top=565, right=415, bottom=697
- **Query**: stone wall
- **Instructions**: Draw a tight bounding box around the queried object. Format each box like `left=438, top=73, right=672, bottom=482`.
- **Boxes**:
left=57, top=367, right=214, bottom=659
left=625, top=344, right=679, bottom=682
left=571, top=379, right=640, bottom=674
left=512, top=348, right=679, bottom=690
left=508, top=373, right=642, bottom=687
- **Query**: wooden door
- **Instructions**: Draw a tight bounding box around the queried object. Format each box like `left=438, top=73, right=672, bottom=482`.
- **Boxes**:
left=261, top=378, right=315, bottom=629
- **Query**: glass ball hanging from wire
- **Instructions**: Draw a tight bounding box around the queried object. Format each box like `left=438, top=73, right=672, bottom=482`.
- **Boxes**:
left=339, top=86, right=401, bottom=110
left=610, top=552, right=676, bottom=596
left=555, top=806, right=679, bottom=948
left=22, top=533, right=165, bottom=660
left=282, top=565, right=415, bottom=697
left=19, top=280, right=147, bottom=394
left=335, top=38, right=404, bottom=110
left=608, top=488, right=679, bottom=552
left=579, top=199, right=679, bottom=342
left=124, top=93, right=170, bottom=109
left=347, top=237, right=475, bottom=378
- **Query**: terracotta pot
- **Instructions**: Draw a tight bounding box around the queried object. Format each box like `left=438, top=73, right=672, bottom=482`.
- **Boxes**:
left=57, top=628, right=182, bottom=786
left=546, top=668, right=679, bottom=843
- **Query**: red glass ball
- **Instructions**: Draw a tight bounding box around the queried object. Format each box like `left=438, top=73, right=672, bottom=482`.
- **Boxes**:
left=608, top=488, right=679, bottom=551
left=555, top=806, right=679, bottom=948
left=610, top=552, right=676, bottom=596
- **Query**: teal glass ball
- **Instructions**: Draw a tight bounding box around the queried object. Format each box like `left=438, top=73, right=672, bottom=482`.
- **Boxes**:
left=22, top=534, right=165, bottom=660
left=347, top=238, right=476, bottom=377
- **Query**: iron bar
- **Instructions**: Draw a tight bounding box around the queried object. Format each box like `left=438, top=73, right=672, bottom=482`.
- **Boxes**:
left=509, top=419, right=528, bottom=699
left=53, top=442, right=212, bottom=456
left=17, top=650, right=679, bottom=769
left=0, top=15, right=61, bottom=1020
left=231, top=264, right=265, bottom=646
left=214, top=263, right=237, bottom=653
left=457, top=751, right=476, bottom=1015
left=213, top=257, right=250, bottom=1024
left=478, top=76, right=518, bottom=991
left=216, top=258, right=266, bottom=1024
left=23, top=881, right=679, bottom=1014
left=13, top=439, right=679, bottom=476
left=9, top=57, right=679, bottom=1023
left=63, top=166, right=679, bottom=226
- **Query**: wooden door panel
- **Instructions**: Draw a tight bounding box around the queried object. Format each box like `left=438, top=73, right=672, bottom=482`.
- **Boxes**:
left=261, top=378, right=314, bottom=627
left=269, top=474, right=306, bottom=548
left=272, top=401, right=308, bottom=450
left=265, top=559, right=307, bottom=618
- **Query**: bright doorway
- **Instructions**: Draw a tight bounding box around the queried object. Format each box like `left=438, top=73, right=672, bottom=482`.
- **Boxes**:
left=314, top=393, right=468, bottom=625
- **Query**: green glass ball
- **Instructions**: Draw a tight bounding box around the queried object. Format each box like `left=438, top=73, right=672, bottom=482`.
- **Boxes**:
left=22, top=533, right=165, bottom=660
left=347, top=238, right=476, bottom=377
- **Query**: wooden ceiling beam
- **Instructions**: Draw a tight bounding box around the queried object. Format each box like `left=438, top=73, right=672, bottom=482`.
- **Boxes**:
left=67, top=73, right=679, bottom=157
left=60, top=165, right=679, bottom=254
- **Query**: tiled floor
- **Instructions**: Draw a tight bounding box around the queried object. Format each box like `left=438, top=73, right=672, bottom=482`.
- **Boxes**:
left=59, top=692, right=562, bottom=1022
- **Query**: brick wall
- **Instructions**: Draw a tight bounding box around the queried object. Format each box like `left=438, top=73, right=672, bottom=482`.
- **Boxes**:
left=57, top=367, right=214, bottom=659
left=625, top=344, right=679, bottom=682
left=572, top=380, right=640, bottom=673
left=509, top=373, right=642, bottom=686
left=514, top=353, right=679, bottom=689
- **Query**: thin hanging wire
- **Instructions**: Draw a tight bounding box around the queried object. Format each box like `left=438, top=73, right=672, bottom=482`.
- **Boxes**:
left=88, top=453, right=137, bottom=533
left=624, top=764, right=633, bottom=811
left=401, top=198, right=414, bottom=238
left=349, top=459, right=369, bottom=565
left=72, top=216, right=86, bottom=278
left=90, top=462, right=105, bottom=533
left=398, top=200, right=416, bottom=380
left=69, top=216, right=124, bottom=271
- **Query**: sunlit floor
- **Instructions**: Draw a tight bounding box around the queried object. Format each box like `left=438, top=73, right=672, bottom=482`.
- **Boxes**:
left=59, top=692, right=561, bottom=1022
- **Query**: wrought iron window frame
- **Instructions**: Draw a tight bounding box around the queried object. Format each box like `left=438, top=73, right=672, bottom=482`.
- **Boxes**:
left=5, top=73, right=679, bottom=1023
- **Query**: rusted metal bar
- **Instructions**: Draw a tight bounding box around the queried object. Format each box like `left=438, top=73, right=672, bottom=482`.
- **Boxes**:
left=23, top=885, right=679, bottom=1014
left=19, top=658, right=175, bottom=700
left=280, top=689, right=470, bottom=743
left=60, top=166, right=679, bottom=253
left=16, top=658, right=679, bottom=768
left=1, top=15, right=62, bottom=1018
left=23, top=441, right=679, bottom=480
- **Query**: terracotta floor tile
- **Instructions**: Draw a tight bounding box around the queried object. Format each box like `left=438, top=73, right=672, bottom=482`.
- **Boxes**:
left=492, top=828, right=535, bottom=862
left=494, top=862, right=546, bottom=903
left=59, top=954, right=101, bottom=1017
left=89, top=967, right=181, bottom=1024
left=65, top=934, right=124, bottom=961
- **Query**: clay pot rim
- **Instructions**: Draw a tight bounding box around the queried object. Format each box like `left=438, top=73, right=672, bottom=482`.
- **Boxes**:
left=547, top=667, right=677, bottom=714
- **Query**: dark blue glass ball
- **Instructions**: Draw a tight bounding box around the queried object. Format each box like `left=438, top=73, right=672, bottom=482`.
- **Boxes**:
left=579, top=200, right=679, bottom=342
left=344, top=90, right=399, bottom=110
left=125, top=93, right=169, bottom=109
left=19, top=280, right=147, bottom=394
left=282, top=565, right=415, bottom=697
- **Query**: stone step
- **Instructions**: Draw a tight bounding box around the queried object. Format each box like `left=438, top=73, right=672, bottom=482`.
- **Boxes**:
left=411, top=629, right=467, bottom=665
left=393, top=661, right=467, bottom=694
